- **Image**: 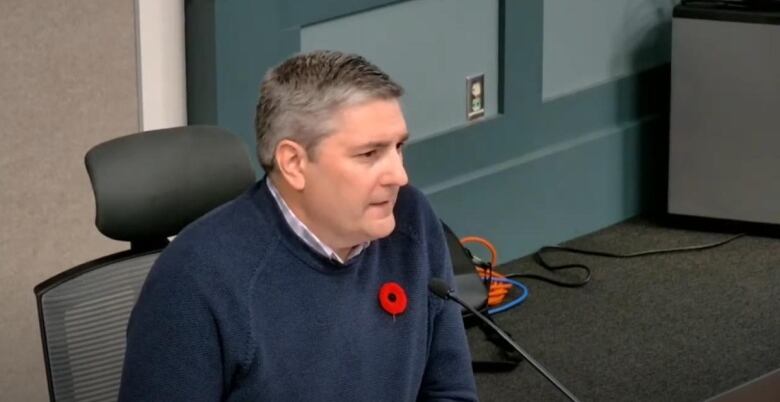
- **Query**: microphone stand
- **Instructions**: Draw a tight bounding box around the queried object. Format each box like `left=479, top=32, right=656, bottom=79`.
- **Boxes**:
left=431, top=281, right=582, bottom=402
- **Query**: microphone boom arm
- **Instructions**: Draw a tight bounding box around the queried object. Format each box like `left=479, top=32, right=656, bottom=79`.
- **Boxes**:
left=429, top=279, right=581, bottom=402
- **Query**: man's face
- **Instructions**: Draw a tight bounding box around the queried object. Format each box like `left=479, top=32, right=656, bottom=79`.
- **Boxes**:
left=299, top=98, right=409, bottom=250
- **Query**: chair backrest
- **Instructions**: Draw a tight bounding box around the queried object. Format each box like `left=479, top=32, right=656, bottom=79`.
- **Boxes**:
left=34, top=125, right=256, bottom=402
left=35, top=250, right=161, bottom=402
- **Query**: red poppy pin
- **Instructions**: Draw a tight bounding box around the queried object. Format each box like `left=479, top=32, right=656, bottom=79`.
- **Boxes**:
left=379, top=282, right=407, bottom=319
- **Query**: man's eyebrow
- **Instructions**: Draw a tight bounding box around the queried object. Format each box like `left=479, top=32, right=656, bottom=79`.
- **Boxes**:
left=354, top=133, right=409, bottom=149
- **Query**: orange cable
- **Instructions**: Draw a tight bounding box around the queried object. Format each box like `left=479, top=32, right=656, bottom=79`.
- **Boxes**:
left=459, top=236, right=498, bottom=266
left=460, top=236, right=511, bottom=306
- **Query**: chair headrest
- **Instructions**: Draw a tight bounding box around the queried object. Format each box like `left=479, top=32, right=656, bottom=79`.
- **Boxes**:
left=85, top=125, right=256, bottom=242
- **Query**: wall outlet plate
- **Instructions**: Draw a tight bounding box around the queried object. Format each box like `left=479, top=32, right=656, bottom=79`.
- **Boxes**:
left=466, top=74, right=485, bottom=120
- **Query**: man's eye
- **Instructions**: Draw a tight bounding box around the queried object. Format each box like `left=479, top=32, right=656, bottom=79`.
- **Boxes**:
left=359, top=150, right=377, bottom=158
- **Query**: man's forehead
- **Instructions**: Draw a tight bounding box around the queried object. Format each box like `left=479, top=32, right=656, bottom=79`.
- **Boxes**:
left=328, top=100, right=408, bottom=144
left=352, top=131, right=409, bottom=147
left=331, top=129, right=408, bottom=149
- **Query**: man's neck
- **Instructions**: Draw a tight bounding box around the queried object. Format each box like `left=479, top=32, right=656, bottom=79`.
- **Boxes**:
left=333, top=247, right=352, bottom=263
left=267, top=175, right=357, bottom=262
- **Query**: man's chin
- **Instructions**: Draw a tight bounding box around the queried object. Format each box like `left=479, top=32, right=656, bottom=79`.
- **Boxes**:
left=365, top=217, right=397, bottom=240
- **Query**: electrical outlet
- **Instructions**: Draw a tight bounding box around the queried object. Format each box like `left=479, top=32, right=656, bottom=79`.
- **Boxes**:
left=466, top=74, right=485, bottom=120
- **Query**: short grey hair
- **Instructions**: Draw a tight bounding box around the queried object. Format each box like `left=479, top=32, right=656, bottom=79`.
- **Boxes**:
left=255, top=50, right=404, bottom=172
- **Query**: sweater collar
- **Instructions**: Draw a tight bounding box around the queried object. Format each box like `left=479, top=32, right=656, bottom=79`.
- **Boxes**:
left=265, top=178, right=370, bottom=264
left=249, top=177, right=372, bottom=273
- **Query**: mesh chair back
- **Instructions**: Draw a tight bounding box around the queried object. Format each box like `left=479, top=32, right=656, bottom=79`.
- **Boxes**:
left=36, top=250, right=161, bottom=402
left=35, top=125, right=256, bottom=401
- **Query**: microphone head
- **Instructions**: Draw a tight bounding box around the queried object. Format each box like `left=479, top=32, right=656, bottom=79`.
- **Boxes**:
left=428, top=278, right=452, bottom=300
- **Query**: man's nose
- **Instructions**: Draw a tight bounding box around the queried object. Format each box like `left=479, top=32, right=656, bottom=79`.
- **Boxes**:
left=383, top=150, right=408, bottom=187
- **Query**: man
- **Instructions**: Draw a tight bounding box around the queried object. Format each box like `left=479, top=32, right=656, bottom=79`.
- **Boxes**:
left=119, top=50, right=477, bottom=401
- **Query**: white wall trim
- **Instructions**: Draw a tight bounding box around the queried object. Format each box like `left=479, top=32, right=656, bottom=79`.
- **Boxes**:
left=134, top=0, right=187, bottom=131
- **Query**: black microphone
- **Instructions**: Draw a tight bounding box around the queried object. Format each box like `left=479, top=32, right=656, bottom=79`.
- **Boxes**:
left=429, top=278, right=582, bottom=402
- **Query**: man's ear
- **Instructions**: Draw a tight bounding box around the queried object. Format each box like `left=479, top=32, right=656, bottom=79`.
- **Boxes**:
left=274, top=139, right=308, bottom=191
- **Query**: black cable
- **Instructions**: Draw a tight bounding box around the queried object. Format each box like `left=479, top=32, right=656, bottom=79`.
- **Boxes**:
left=506, top=233, right=746, bottom=288
left=462, top=247, right=495, bottom=288
left=506, top=256, right=591, bottom=288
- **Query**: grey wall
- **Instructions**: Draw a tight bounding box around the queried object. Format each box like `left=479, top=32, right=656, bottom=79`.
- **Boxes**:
left=186, top=0, right=674, bottom=263
left=669, top=17, right=780, bottom=224
left=0, top=1, right=139, bottom=399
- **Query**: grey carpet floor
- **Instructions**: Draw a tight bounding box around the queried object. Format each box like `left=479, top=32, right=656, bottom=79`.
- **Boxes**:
left=467, top=217, right=780, bottom=402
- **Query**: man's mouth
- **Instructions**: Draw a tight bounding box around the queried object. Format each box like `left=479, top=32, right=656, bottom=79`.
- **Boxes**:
left=369, top=197, right=396, bottom=208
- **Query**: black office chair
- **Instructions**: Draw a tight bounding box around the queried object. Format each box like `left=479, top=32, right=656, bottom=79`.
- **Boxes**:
left=34, top=125, right=256, bottom=402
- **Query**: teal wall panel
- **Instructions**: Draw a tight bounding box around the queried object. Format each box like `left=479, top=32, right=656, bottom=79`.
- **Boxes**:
left=543, top=0, right=675, bottom=101
left=186, top=0, right=301, bottom=171
left=279, top=0, right=406, bottom=28
left=426, top=117, right=668, bottom=259
left=405, top=65, right=670, bottom=190
left=301, top=0, right=500, bottom=141
left=185, top=0, right=217, bottom=125
left=185, top=0, right=672, bottom=264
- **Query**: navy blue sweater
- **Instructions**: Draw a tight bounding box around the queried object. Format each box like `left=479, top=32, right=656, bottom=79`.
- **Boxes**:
left=119, top=179, right=477, bottom=401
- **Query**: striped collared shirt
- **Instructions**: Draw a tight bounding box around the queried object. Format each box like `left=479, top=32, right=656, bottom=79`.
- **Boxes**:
left=266, top=179, right=369, bottom=264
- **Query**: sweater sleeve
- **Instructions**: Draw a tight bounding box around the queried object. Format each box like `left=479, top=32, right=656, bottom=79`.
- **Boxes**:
left=418, top=295, right=479, bottom=401
left=416, top=213, right=479, bottom=401
left=118, top=250, right=225, bottom=402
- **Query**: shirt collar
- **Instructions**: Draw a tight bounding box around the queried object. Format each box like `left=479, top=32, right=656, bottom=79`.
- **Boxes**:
left=266, top=178, right=369, bottom=264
